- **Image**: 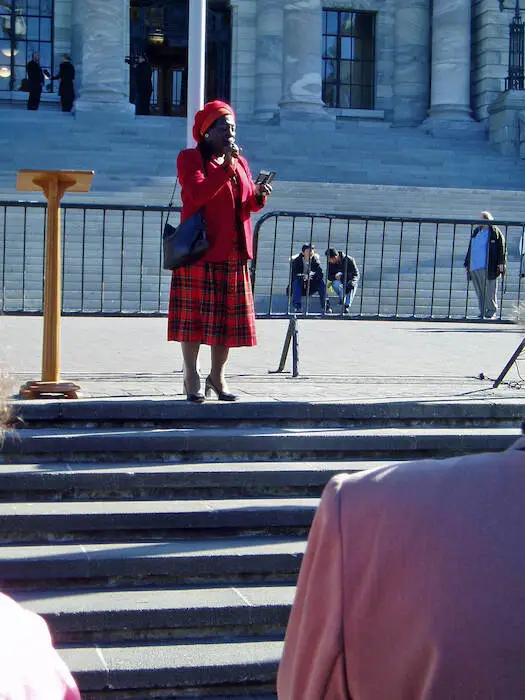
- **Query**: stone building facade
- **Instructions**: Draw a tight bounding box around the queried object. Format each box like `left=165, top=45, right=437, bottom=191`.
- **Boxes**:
left=0, top=0, right=519, bottom=137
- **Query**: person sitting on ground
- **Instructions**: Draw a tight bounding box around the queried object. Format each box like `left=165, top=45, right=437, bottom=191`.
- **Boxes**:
left=0, top=380, right=81, bottom=699
left=325, top=247, right=360, bottom=314
left=289, top=244, right=326, bottom=313
left=278, top=426, right=525, bottom=699
left=464, top=211, right=506, bottom=320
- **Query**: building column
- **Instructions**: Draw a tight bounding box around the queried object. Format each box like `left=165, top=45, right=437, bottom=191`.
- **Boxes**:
left=254, top=0, right=283, bottom=122
left=73, top=0, right=133, bottom=116
left=229, top=0, right=257, bottom=118
left=427, top=0, right=473, bottom=122
left=393, top=1, right=430, bottom=125
left=279, top=0, right=327, bottom=119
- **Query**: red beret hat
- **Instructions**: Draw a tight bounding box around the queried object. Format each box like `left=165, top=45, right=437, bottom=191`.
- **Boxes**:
left=192, top=100, right=235, bottom=143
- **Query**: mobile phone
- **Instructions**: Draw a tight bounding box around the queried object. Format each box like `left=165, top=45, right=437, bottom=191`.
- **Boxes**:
left=255, top=170, right=276, bottom=186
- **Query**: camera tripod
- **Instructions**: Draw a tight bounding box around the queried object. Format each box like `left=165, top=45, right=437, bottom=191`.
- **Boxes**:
left=493, top=335, right=525, bottom=388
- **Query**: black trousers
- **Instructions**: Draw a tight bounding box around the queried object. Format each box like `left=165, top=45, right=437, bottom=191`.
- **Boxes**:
left=60, top=95, right=74, bottom=112
left=27, top=86, right=42, bottom=110
left=135, top=91, right=152, bottom=116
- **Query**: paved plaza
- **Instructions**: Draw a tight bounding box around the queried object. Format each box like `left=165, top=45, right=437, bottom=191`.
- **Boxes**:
left=2, top=315, right=525, bottom=404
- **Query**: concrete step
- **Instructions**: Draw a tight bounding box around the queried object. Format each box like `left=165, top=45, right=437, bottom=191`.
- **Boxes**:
left=2, top=426, right=519, bottom=462
left=59, top=638, right=281, bottom=698
left=13, top=584, right=294, bottom=643
left=0, top=536, right=305, bottom=588
left=0, top=459, right=374, bottom=500
left=0, top=497, right=319, bottom=542
left=13, top=397, right=525, bottom=425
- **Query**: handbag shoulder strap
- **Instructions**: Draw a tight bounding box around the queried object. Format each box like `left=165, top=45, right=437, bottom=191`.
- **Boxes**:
left=165, top=178, right=178, bottom=226
left=166, top=149, right=210, bottom=224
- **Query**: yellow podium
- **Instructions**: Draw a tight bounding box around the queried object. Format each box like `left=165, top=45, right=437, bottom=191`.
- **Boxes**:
left=17, top=170, right=94, bottom=400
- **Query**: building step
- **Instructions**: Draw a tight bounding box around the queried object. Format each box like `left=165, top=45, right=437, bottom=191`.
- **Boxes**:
left=0, top=497, right=318, bottom=542
left=0, top=459, right=373, bottom=500
left=2, top=426, right=519, bottom=462
left=58, top=639, right=281, bottom=698
left=12, top=584, right=294, bottom=644
left=0, top=536, right=305, bottom=589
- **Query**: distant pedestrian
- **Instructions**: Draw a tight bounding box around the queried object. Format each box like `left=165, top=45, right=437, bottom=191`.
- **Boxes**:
left=464, top=211, right=506, bottom=319
left=26, top=52, right=44, bottom=110
left=325, top=248, right=360, bottom=313
left=53, top=54, right=75, bottom=112
left=134, top=55, right=152, bottom=116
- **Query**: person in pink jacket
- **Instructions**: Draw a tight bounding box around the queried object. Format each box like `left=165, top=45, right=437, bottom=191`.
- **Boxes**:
left=278, top=435, right=525, bottom=699
left=0, top=385, right=80, bottom=700
left=0, top=592, right=81, bottom=699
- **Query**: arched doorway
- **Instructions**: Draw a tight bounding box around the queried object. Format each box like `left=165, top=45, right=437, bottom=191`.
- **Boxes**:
left=129, top=0, right=231, bottom=117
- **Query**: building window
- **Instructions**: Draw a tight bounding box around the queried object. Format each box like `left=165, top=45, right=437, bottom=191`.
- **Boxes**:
left=0, top=1, right=54, bottom=93
left=322, top=8, right=375, bottom=110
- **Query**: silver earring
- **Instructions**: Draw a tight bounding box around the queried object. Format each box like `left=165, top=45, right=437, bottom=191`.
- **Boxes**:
left=204, top=133, right=209, bottom=139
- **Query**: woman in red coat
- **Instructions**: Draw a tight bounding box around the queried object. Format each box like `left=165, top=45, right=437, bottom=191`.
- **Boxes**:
left=168, top=100, right=272, bottom=402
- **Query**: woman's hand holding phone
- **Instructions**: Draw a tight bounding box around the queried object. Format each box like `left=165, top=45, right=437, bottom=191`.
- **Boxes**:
left=256, top=182, right=273, bottom=198
left=255, top=170, right=275, bottom=199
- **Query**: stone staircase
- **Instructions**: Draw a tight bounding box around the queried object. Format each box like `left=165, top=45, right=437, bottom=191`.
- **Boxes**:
left=2, top=109, right=525, bottom=195
left=2, top=110, right=525, bottom=319
left=1, top=397, right=523, bottom=698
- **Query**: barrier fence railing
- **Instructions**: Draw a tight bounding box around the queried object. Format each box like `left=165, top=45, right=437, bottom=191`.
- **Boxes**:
left=1, top=200, right=175, bottom=316
left=1, top=201, right=524, bottom=322
left=252, top=210, right=525, bottom=322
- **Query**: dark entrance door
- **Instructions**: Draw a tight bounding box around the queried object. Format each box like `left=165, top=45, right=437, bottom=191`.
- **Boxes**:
left=129, top=0, right=231, bottom=117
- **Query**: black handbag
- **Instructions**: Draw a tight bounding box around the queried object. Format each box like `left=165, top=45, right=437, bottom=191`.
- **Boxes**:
left=163, top=178, right=208, bottom=271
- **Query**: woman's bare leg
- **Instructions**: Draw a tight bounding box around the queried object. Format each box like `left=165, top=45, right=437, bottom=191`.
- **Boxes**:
left=210, top=345, right=230, bottom=391
left=180, top=341, right=201, bottom=394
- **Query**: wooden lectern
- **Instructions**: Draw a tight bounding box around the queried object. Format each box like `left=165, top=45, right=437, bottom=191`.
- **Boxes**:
left=16, top=170, right=94, bottom=400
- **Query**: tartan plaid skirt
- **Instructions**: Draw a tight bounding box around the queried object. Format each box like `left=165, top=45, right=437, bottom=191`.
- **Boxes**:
left=167, top=249, right=257, bottom=347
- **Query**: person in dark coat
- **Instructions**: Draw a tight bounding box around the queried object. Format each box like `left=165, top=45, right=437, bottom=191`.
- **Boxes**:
left=134, top=55, right=152, bottom=116
left=464, top=211, right=506, bottom=319
left=53, top=54, right=75, bottom=112
left=325, top=247, right=360, bottom=313
left=289, top=245, right=326, bottom=313
left=26, top=52, right=44, bottom=110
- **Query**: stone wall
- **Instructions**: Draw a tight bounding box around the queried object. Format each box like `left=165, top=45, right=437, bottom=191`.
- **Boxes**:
left=489, top=90, right=525, bottom=156
left=471, top=0, right=508, bottom=122
left=50, top=0, right=511, bottom=127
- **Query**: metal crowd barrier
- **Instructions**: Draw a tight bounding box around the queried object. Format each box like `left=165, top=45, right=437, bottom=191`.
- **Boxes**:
left=251, top=210, right=525, bottom=322
left=0, top=200, right=175, bottom=315
left=1, top=202, right=524, bottom=325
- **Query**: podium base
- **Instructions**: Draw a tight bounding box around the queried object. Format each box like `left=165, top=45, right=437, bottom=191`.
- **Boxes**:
left=19, top=380, right=81, bottom=400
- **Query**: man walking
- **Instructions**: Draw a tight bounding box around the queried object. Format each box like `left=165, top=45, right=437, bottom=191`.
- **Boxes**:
left=464, top=211, right=506, bottom=319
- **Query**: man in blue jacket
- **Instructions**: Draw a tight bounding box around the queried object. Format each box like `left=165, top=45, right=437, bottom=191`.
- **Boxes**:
left=464, top=211, right=506, bottom=319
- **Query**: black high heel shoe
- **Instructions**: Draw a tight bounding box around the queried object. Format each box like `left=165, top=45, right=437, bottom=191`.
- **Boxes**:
left=205, top=375, right=238, bottom=402
left=183, top=380, right=205, bottom=403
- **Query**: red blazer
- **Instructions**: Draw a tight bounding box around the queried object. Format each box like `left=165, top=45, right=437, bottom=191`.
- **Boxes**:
left=176, top=148, right=265, bottom=262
